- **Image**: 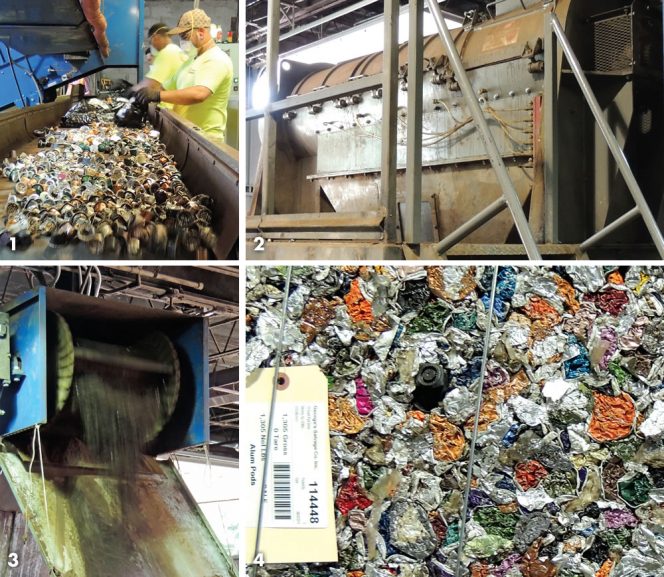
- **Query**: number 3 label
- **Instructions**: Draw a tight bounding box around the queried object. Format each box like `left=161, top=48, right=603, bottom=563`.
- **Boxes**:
left=8, top=553, right=18, bottom=567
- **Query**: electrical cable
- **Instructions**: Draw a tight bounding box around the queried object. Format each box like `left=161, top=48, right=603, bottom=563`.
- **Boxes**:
left=93, top=266, right=102, bottom=297
left=25, top=425, right=39, bottom=541
left=36, top=424, right=51, bottom=539
left=455, top=265, right=499, bottom=577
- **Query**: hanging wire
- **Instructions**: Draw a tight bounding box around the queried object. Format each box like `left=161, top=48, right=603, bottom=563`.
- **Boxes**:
left=455, top=266, right=499, bottom=577
left=251, top=266, right=293, bottom=572
left=36, top=425, right=51, bottom=538
left=0, top=267, right=13, bottom=304
left=93, top=265, right=102, bottom=297
left=25, top=425, right=39, bottom=540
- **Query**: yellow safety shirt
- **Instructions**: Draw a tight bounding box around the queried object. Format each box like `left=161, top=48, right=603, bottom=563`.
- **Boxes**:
left=145, top=43, right=188, bottom=109
left=163, top=45, right=233, bottom=141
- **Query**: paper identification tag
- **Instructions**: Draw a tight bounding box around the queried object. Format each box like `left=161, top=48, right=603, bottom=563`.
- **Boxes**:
left=244, top=366, right=338, bottom=565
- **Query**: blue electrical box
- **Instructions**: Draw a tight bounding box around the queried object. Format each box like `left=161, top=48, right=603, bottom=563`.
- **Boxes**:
left=0, top=0, right=144, bottom=110
left=0, top=287, right=209, bottom=452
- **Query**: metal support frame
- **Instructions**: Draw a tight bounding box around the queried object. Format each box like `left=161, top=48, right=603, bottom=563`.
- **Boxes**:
left=405, top=0, right=424, bottom=245
left=381, top=0, right=400, bottom=243
left=261, top=0, right=281, bottom=216
left=437, top=198, right=508, bottom=254
left=427, top=0, right=542, bottom=259
left=247, top=0, right=381, bottom=54
left=543, top=8, right=559, bottom=243
left=246, top=75, right=382, bottom=120
left=549, top=13, right=664, bottom=258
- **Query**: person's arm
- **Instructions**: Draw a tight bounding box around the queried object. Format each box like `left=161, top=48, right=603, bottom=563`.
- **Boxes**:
left=160, top=85, right=212, bottom=105
left=134, top=85, right=211, bottom=106
left=131, top=77, right=162, bottom=93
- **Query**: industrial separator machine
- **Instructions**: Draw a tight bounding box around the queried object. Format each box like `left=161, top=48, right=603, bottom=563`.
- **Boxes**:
left=0, top=288, right=235, bottom=577
left=247, top=0, right=663, bottom=260
left=0, top=0, right=144, bottom=110
left=0, top=0, right=240, bottom=260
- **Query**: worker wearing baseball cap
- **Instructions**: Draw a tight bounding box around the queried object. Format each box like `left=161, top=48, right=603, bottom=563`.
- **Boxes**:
left=135, top=9, right=233, bottom=142
left=131, top=23, right=188, bottom=110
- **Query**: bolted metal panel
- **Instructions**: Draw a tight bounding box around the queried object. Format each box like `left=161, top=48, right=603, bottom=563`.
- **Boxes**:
left=314, top=92, right=534, bottom=180
left=290, top=58, right=538, bottom=177
left=0, top=289, right=48, bottom=436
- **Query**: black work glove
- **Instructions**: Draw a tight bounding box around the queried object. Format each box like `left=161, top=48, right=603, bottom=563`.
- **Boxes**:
left=135, top=87, right=161, bottom=106
left=122, top=85, right=137, bottom=99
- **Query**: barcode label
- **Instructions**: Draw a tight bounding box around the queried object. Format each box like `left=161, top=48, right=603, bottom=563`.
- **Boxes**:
left=247, top=398, right=329, bottom=529
left=273, top=463, right=292, bottom=520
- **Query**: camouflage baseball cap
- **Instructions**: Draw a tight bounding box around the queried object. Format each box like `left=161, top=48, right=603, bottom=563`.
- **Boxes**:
left=167, top=9, right=212, bottom=35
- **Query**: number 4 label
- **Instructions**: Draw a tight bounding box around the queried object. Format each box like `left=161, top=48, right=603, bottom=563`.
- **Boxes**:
left=8, top=553, right=18, bottom=567
left=252, top=553, right=264, bottom=567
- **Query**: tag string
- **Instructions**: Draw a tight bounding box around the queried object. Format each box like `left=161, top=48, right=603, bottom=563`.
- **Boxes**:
left=252, top=266, right=292, bottom=571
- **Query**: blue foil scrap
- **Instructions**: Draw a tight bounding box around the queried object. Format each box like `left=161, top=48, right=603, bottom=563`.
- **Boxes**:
left=246, top=266, right=664, bottom=577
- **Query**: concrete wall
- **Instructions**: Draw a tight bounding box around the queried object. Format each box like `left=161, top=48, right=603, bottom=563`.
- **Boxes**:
left=144, top=0, right=238, bottom=40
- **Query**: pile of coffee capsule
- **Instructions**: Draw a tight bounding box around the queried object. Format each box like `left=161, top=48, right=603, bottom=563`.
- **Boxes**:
left=1, top=99, right=216, bottom=258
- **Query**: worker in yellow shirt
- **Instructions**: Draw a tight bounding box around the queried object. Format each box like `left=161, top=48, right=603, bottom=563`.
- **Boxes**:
left=131, top=23, right=187, bottom=110
left=135, top=9, right=233, bottom=142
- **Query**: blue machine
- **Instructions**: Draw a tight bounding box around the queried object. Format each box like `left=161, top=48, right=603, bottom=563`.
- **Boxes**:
left=0, top=288, right=233, bottom=577
left=0, top=0, right=143, bottom=110
left=0, top=287, right=208, bottom=452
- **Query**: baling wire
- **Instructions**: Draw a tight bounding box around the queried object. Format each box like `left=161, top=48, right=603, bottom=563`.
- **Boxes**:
left=252, top=266, right=293, bottom=573
left=455, top=265, right=499, bottom=577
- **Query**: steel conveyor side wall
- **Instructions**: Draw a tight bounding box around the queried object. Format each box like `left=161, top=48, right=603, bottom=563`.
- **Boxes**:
left=150, top=106, right=240, bottom=259
left=0, top=98, right=72, bottom=157
left=0, top=101, right=239, bottom=259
